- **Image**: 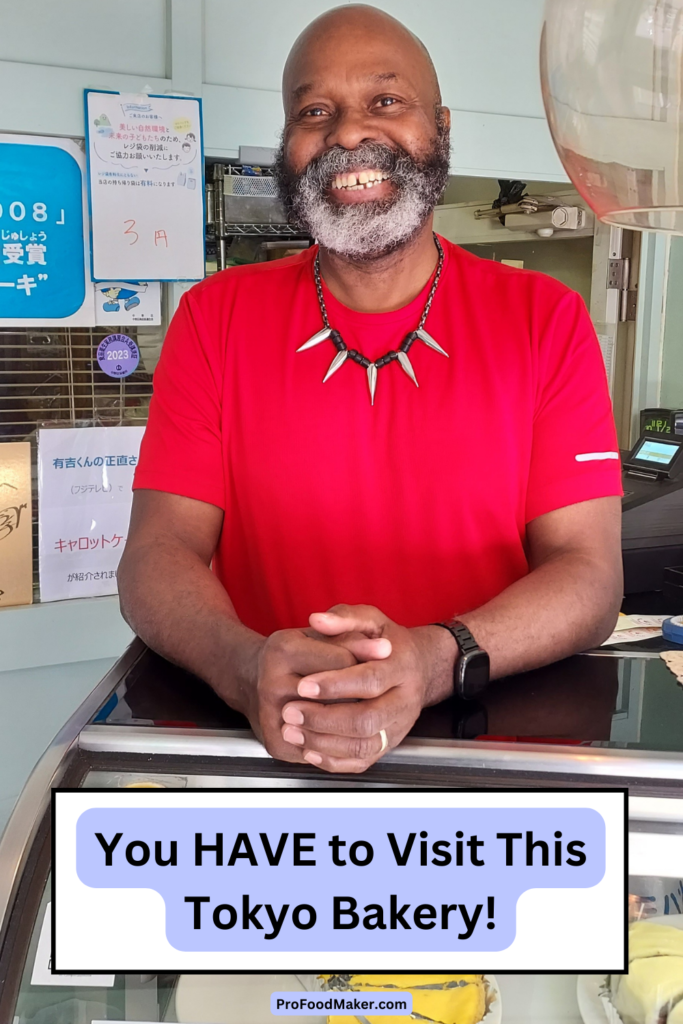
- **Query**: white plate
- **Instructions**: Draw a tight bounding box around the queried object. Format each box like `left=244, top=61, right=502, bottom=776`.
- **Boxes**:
left=577, top=916, right=683, bottom=1024
left=576, top=975, right=621, bottom=1024
left=483, top=975, right=502, bottom=1024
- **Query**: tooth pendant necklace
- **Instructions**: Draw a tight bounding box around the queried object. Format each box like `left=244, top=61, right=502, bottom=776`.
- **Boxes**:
left=297, top=233, right=447, bottom=405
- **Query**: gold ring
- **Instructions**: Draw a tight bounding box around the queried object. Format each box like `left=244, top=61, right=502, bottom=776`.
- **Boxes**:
left=379, top=728, right=389, bottom=753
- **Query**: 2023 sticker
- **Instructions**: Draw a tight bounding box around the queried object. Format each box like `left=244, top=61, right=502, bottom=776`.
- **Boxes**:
left=97, top=333, right=140, bottom=379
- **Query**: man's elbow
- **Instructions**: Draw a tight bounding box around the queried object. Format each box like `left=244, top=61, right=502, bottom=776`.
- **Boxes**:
left=117, top=542, right=143, bottom=632
left=587, top=555, right=623, bottom=647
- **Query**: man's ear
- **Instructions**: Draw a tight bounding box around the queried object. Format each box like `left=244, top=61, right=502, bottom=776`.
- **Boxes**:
left=439, top=105, right=451, bottom=130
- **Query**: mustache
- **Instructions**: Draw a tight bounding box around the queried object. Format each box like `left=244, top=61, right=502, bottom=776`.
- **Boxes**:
left=273, top=131, right=450, bottom=209
left=300, top=142, right=406, bottom=187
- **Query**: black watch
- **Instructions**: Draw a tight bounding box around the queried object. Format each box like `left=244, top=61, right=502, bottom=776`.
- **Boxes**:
left=433, top=620, right=490, bottom=700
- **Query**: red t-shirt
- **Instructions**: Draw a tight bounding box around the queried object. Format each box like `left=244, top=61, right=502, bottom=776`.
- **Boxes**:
left=134, top=237, right=621, bottom=634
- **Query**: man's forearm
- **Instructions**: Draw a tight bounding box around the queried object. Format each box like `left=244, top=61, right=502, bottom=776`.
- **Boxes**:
left=118, top=540, right=263, bottom=715
left=459, top=549, right=622, bottom=680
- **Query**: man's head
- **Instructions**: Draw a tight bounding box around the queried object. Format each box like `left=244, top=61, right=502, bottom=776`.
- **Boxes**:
left=273, top=4, right=450, bottom=262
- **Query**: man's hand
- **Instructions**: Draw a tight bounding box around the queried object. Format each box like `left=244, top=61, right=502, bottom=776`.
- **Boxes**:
left=249, top=624, right=392, bottom=764
left=278, top=605, right=455, bottom=774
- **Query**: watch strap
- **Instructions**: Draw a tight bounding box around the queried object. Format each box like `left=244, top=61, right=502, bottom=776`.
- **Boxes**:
left=433, top=620, right=490, bottom=698
left=434, top=620, right=482, bottom=657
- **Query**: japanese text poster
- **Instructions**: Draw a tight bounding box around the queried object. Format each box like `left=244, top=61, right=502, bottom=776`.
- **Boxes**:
left=0, top=134, right=95, bottom=327
left=85, top=91, right=204, bottom=281
left=0, top=442, right=33, bottom=607
left=38, top=427, right=144, bottom=602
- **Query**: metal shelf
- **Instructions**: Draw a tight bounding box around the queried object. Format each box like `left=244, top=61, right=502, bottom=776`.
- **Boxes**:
left=205, top=161, right=275, bottom=178
left=218, top=223, right=304, bottom=237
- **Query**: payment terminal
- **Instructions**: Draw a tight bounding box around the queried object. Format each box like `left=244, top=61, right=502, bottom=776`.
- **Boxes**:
left=622, top=432, right=683, bottom=481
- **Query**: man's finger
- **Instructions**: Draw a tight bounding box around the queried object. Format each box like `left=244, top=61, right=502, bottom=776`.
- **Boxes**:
left=281, top=724, right=388, bottom=761
left=295, top=660, right=397, bottom=701
left=330, top=633, right=392, bottom=662
left=266, top=630, right=358, bottom=676
left=282, top=696, right=392, bottom=738
left=302, top=750, right=380, bottom=774
left=309, top=604, right=388, bottom=639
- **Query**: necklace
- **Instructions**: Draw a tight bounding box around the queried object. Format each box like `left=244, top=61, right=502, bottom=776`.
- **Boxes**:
left=297, top=233, right=448, bottom=405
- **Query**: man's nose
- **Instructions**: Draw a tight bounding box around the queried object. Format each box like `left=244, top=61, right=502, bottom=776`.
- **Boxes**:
left=324, top=106, right=381, bottom=152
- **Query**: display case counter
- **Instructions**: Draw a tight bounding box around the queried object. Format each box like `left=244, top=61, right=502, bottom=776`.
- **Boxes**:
left=1, top=639, right=683, bottom=1023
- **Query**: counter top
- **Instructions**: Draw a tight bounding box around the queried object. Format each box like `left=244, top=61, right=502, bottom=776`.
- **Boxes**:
left=98, top=645, right=683, bottom=757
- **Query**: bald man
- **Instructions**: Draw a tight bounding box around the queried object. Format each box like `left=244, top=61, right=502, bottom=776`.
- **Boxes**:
left=119, top=5, right=623, bottom=773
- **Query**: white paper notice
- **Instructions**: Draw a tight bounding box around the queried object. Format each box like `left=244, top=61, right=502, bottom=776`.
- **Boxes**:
left=94, top=280, right=161, bottom=326
left=38, top=426, right=143, bottom=601
left=601, top=614, right=668, bottom=646
left=31, top=903, right=114, bottom=987
left=86, top=90, right=204, bottom=281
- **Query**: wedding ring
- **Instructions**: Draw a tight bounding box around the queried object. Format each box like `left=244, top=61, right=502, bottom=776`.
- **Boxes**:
left=378, top=728, right=389, bottom=753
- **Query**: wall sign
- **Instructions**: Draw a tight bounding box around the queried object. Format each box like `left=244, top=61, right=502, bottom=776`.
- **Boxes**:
left=94, top=279, right=161, bottom=325
left=97, top=334, right=140, bottom=378
left=0, top=134, right=94, bottom=327
left=85, top=90, right=205, bottom=281
left=38, top=426, right=143, bottom=602
left=0, top=442, right=32, bottom=607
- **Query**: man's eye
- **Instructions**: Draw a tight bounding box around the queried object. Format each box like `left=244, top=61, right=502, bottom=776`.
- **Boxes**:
left=378, top=97, right=398, bottom=107
left=304, top=107, right=327, bottom=117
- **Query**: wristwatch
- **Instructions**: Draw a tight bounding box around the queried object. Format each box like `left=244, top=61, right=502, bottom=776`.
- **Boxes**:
left=433, top=620, right=490, bottom=699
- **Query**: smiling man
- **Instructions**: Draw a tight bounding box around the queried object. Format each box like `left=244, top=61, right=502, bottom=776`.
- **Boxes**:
left=119, top=5, right=623, bottom=773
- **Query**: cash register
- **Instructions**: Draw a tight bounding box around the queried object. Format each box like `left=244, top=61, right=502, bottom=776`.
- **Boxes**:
left=621, top=423, right=683, bottom=595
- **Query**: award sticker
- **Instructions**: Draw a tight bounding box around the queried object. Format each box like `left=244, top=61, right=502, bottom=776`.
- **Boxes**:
left=97, top=333, right=140, bottom=379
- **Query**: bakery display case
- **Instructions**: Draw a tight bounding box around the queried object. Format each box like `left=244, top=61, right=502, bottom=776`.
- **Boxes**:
left=1, top=638, right=683, bottom=1023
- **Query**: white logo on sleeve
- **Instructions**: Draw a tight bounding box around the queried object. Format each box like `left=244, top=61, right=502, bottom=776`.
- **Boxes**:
left=575, top=452, right=620, bottom=462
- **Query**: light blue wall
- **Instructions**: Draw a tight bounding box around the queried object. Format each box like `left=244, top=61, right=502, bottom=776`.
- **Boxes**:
left=0, top=0, right=168, bottom=76
left=0, top=596, right=134, bottom=672
left=0, top=0, right=567, bottom=179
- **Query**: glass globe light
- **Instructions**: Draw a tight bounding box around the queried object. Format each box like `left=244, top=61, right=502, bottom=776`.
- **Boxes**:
left=541, top=0, right=683, bottom=232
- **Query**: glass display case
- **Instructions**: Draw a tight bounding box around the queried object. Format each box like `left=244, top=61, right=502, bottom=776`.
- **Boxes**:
left=1, top=639, right=683, bottom=1023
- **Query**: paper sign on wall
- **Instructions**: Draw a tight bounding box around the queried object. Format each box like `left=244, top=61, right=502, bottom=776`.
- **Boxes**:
left=85, top=90, right=205, bottom=281
left=38, top=426, right=143, bottom=602
left=0, top=134, right=95, bottom=327
left=0, top=442, right=33, bottom=607
left=94, top=279, right=161, bottom=325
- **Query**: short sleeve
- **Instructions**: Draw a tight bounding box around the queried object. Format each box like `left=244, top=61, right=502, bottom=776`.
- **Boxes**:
left=525, top=289, right=622, bottom=523
left=133, top=289, right=225, bottom=509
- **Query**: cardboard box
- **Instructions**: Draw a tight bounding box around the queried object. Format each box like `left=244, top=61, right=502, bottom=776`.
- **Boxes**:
left=0, top=442, right=33, bottom=607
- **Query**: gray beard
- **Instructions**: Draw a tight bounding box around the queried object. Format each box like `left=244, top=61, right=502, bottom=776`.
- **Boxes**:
left=273, top=133, right=450, bottom=262
left=298, top=179, right=432, bottom=261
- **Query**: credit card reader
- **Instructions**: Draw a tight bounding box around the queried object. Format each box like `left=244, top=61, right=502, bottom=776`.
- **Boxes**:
left=623, top=432, right=683, bottom=480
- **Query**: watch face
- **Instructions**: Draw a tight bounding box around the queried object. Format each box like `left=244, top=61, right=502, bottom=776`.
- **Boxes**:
left=457, top=650, right=491, bottom=699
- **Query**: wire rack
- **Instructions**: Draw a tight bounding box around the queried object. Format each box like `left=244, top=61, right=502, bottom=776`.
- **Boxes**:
left=0, top=325, right=153, bottom=596
left=222, top=223, right=303, bottom=236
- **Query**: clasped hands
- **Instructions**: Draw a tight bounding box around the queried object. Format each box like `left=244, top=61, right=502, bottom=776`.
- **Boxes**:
left=246, top=604, right=453, bottom=774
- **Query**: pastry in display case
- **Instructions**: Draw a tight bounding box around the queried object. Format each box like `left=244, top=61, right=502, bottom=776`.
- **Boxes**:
left=611, top=919, right=683, bottom=1024
left=320, top=974, right=499, bottom=1024
left=578, top=916, right=683, bottom=1024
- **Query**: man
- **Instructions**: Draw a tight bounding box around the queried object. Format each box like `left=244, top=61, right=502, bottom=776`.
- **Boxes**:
left=119, top=5, right=623, bottom=774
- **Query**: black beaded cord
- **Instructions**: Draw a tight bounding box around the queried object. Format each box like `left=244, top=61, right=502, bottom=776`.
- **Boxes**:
left=312, top=233, right=445, bottom=373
